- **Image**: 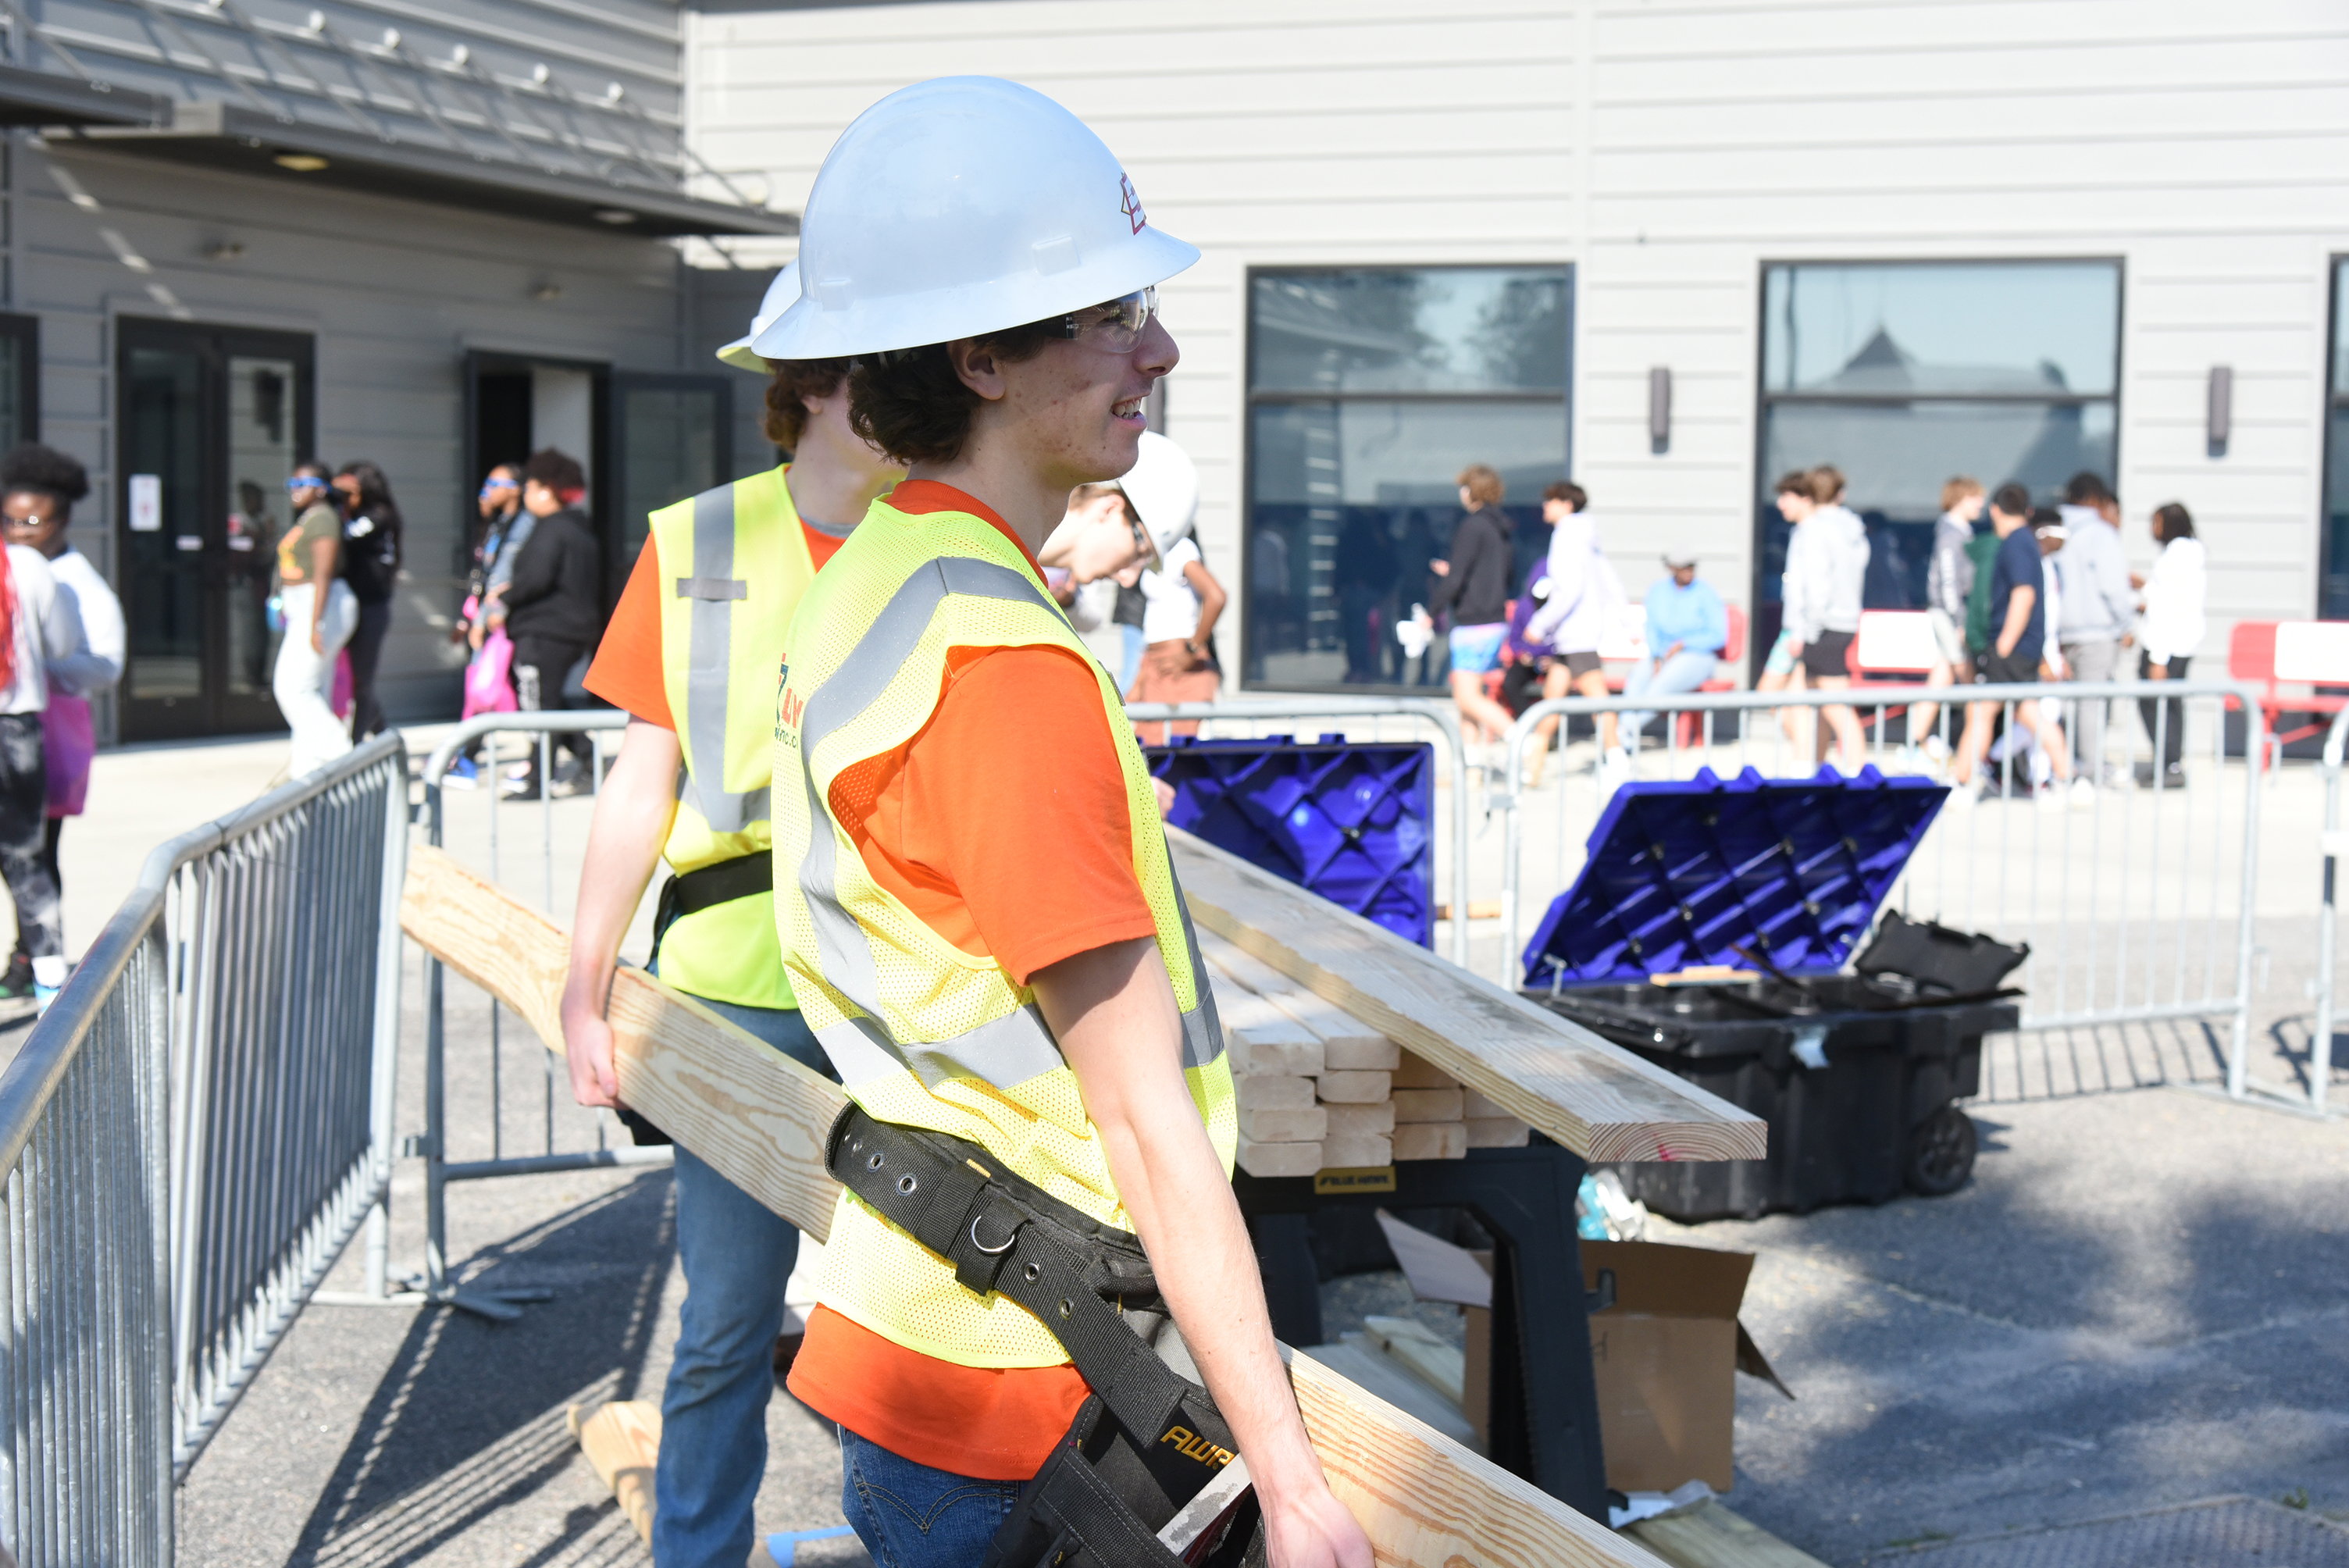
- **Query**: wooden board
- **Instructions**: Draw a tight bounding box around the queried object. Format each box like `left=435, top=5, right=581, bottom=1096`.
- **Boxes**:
left=1288, top=1349, right=1674, bottom=1568
left=1167, top=832, right=1766, bottom=1165
left=401, top=844, right=847, bottom=1241
left=405, top=846, right=1677, bottom=1568
left=1624, top=1499, right=1833, bottom=1568
left=1360, top=1315, right=1467, bottom=1407
left=567, top=1400, right=661, bottom=1545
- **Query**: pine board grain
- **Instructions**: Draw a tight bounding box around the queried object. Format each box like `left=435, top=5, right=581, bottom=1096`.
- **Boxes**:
left=1167, top=832, right=1765, bottom=1164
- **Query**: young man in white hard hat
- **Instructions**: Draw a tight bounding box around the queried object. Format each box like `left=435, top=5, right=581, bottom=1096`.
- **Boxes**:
left=757, top=77, right=1370, bottom=1568
left=558, top=262, right=899, bottom=1568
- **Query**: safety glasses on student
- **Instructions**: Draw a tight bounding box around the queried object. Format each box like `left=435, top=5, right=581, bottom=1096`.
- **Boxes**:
left=478, top=477, right=518, bottom=501
left=1060, top=287, right=1157, bottom=351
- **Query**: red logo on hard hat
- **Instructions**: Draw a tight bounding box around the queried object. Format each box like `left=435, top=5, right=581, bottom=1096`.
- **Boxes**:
left=1120, top=174, right=1146, bottom=234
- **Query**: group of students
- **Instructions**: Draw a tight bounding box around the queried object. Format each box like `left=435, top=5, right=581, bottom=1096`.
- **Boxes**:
left=1414, top=466, right=1734, bottom=788
left=269, top=459, right=405, bottom=777
left=543, top=78, right=1368, bottom=1568
left=449, top=449, right=607, bottom=798
left=1918, top=471, right=2206, bottom=801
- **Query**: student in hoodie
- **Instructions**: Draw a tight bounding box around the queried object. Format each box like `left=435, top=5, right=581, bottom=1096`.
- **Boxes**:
left=1424, top=463, right=1520, bottom=749
left=1523, top=481, right=1629, bottom=779
left=1780, top=465, right=1869, bottom=770
left=2052, top=471, right=2137, bottom=786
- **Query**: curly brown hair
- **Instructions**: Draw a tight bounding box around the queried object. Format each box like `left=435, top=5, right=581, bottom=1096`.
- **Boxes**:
left=845, top=323, right=1061, bottom=468
left=762, top=358, right=852, bottom=452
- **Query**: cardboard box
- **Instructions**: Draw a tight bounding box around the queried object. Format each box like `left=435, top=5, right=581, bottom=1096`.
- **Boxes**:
left=1579, top=1240, right=1788, bottom=1494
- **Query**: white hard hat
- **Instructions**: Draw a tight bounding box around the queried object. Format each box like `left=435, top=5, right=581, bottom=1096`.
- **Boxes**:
left=1115, top=430, right=1198, bottom=569
left=716, top=262, right=800, bottom=372
left=750, top=77, right=1199, bottom=360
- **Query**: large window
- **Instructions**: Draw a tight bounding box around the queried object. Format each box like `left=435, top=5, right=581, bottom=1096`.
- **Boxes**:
left=1245, top=266, right=1572, bottom=691
left=2325, top=258, right=2349, bottom=620
left=1753, top=260, right=2123, bottom=665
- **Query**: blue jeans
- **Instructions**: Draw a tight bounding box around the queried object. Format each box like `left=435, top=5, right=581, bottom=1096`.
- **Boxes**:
left=652, top=979, right=833, bottom=1568
left=1621, top=648, right=1722, bottom=743
left=838, top=1426, right=1027, bottom=1568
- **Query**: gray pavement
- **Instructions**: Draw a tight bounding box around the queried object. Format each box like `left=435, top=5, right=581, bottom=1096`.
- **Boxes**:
left=19, top=725, right=2347, bottom=1564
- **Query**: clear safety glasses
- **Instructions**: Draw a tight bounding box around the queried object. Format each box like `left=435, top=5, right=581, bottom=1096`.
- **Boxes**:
left=1061, top=287, right=1157, bottom=352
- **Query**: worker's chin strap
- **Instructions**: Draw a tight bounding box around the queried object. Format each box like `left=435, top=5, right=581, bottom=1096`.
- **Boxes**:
left=827, top=1106, right=1264, bottom=1568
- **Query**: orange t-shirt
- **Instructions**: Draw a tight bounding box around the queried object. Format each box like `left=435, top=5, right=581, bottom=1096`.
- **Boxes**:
left=583, top=519, right=850, bottom=729
left=785, top=481, right=1160, bottom=1479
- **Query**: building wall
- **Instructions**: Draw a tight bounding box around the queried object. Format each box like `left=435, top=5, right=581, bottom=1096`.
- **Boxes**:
left=15, top=134, right=692, bottom=728
left=685, top=0, right=2349, bottom=682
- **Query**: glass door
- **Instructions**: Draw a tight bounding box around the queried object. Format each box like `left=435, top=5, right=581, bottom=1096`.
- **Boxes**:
left=116, top=320, right=314, bottom=739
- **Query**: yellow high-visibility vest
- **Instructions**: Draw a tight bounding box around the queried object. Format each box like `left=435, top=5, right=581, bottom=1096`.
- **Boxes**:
left=771, top=496, right=1235, bottom=1368
left=648, top=465, right=822, bottom=1010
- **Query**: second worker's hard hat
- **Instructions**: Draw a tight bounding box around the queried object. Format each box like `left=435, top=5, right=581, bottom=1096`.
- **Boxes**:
left=750, top=77, right=1198, bottom=362
left=716, top=262, right=800, bottom=372
left=1116, top=430, right=1199, bottom=570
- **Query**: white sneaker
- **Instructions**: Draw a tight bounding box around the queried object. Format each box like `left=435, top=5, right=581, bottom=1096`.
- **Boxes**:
left=2068, top=777, right=2098, bottom=808
left=1923, top=733, right=1952, bottom=763
left=1595, top=748, right=1634, bottom=797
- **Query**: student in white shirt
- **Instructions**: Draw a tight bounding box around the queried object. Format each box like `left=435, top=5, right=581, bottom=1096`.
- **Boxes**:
left=0, top=444, right=119, bottom=1004
left=2132, top=502, right=2205, bottom=786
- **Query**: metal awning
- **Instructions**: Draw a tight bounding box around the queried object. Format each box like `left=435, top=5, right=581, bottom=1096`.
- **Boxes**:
left=0, top=62, right=169, bottom=128
left=66, top=99, right=794, bottom=238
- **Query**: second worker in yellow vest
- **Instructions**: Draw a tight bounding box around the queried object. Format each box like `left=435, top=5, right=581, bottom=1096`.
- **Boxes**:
left=560, top=262, right=899, bottom=1568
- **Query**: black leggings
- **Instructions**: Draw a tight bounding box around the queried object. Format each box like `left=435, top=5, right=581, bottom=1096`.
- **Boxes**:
left=0, top=716, right=59, bottom=962
left=346, top=597, right=394, bottom=740
left=512, top=636, right=595, bottom=775
left=2137, top=652, right=2191, bottom=768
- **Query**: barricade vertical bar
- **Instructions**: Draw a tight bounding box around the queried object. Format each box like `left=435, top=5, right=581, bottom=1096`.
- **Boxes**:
left=2227, top=701, right=2266, bottom=1101
left=2314, top=711, right=2347, bottom=1118
left=362, top=756, right=410, bottom=1300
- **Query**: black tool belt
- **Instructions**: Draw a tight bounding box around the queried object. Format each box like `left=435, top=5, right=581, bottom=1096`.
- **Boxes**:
left=826, top=1105, right=1264, bottom=1567
left=621, top=853, right=779, bottom=1149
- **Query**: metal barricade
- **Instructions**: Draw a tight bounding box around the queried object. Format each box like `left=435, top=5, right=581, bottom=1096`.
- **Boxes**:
left=0, top=733, right=407, bottom=1566
left=1495, top=682, right=2269, bottom=1097
left=1123, top=697, right=1472, bottom=967
left=410, top=711, right=643, bottom=1320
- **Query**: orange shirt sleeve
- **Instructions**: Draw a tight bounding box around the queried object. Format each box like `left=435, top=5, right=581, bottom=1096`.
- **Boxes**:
left=583, top=537, right=671, bottom=729
left=835, top=644, right=1157, bottom=985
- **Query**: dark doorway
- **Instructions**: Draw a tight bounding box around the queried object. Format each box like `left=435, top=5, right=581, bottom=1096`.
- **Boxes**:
left=116, top=318, right=314, bottom=740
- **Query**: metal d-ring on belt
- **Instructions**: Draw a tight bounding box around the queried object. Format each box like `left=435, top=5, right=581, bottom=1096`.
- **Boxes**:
left=824, top=1103, right=1261, bottom=1566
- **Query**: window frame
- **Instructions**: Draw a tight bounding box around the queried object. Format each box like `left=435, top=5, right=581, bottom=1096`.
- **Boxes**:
left=1748, top=255, right=2126, bottom=678
left=1240, top=262, right=1576, bottom=696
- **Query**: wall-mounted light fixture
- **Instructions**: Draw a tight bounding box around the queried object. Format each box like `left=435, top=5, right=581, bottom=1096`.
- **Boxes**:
left=2207, top=365, right=2233, bottom=455
left=1649, top=366, right=1671, bottom=453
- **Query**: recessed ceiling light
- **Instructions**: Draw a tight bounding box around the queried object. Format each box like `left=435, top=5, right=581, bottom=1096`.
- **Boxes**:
left=532, top=282, right=562, bottom=302
left=273, top=152, right=329, bottom=172
left=593, top=208, right=635, bottom=225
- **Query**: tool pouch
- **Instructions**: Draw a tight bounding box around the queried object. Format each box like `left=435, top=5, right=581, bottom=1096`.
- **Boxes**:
left=826, top=1105, right=1266, bottom=1567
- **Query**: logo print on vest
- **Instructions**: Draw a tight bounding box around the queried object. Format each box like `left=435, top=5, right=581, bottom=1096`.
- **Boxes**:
left=1119, top=173, right=1146, bottom=235
left=775, top=662, right=803, bottom=741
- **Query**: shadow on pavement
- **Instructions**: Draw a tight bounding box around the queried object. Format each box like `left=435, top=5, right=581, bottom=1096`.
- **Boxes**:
left=287, top=1172, right=676, bottom=1567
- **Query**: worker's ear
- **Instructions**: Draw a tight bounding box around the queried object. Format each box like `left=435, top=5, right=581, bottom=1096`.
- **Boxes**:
left=945, top=337, right=1011, bottom=404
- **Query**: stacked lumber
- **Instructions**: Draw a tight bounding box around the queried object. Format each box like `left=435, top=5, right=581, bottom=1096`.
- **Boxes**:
left=1168, top=832, right=1767, bottom=1166
left=1209, top=925, right=1531, bottom=1178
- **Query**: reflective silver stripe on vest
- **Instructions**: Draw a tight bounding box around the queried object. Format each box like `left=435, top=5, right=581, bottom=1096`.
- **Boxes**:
left=678, top=481, right=768, bottom=834
left=796, top=553, right=1222, bottom=1088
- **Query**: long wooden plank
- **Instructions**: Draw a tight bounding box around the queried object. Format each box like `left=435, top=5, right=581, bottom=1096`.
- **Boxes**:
left=401, top=846, right=1674, bottom=1568
left=1167, top=830, right=1766, bottom=1164
left=401, top=844, right=846, bottom=1240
